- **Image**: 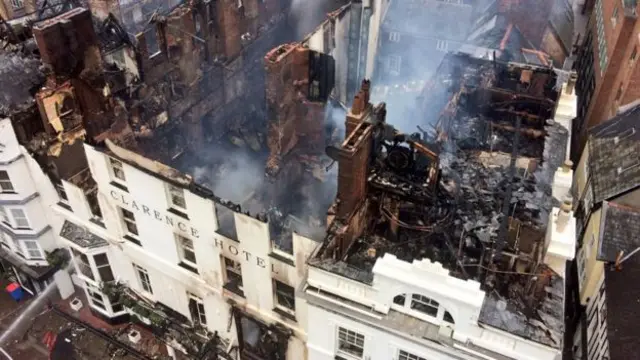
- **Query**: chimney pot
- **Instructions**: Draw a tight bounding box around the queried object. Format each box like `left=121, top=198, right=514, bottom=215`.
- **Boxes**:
left=351, top=92, right=364, bottom=115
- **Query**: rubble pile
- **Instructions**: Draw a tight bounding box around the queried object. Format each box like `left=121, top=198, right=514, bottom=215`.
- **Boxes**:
left=0, top=50, right=44, bottom=116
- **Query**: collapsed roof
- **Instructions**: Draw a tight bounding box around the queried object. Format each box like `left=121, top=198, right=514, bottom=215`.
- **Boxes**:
left=310, top=53, right=568, bottom=347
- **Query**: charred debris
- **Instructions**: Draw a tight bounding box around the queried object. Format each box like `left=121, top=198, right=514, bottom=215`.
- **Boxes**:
left=311, top=53, right=568, bottom=348
left=1, top=0, right=345, bottom=254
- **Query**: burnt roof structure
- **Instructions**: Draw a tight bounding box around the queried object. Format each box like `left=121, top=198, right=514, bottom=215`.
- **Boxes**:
left=310, top=53, right=568, bottom=348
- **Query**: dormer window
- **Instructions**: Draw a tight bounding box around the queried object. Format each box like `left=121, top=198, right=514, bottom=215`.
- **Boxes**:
left=391, top=292, right=455, bottom=325
left=410, top=294, right=439, bottom=317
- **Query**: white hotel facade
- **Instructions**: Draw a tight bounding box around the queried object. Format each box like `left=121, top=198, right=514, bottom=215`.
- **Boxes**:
left=54, top=139, right=317, bottom=359
left=51, top=82, right=577, bottom=360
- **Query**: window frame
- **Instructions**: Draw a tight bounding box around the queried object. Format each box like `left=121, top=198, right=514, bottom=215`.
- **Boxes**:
left=9, top=208, right=30, bottom=229
left=223, top=256, right=244, bottom=295
left=167, top=184, right=187, bottom=210
left=72, top=248, right=95, bottom=281
left=87, top=288, right=107, bottom=310
left=436, top=39, right=449, bottom=52
left=120, top=207, right=138, bottom=237
left=274, top=279, right=296, bottom=314
left=0, top=170, right=15, bottom=193
left=188, top=293, right=207, bottom=326
left=0, top=232, right=9, bottom=249
left=10, top=0, right=24, bottom=9
left=109, top=157, right=126, bottom=183
left=133, top=263, right=153, bottom=294
left=55, top=181, right=69, bottom=204
left=94, top=253, right=115, bottom=283
left=11, top=238, right=24, bottom=257
left=0, top=206, right=9, bottom=225
left=23, top=240, right=44, bottom=260
left=387, top=55, right=402, bottom=75
left=410, top=294, right=439, bottom=317
left=336, top=326, right=365, bottom=359
left=398, top=349, right=427, bottom=360
left=176, top=234, right=197, bottom=267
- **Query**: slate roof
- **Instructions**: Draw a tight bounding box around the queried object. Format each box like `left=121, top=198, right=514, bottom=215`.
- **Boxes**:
left=604, top=252, right=640, bottom=359
left=598, top=201, right=640, bottom=262
left=59, top=220, right=109, bottom=248
left=588, top=104, right=640, bottom=204
left=382, top=0, right=474, bottom=41
left=548, top=0, right=574, bottom=53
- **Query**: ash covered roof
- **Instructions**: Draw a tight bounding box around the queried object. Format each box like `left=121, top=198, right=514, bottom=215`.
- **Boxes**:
left=598, top=201, right=640, bottom=262
left=311, top=53, right=567, bottom=348
left=0, top=50, right=44, bottom=116
left=588, top=104, right=640, bottom=205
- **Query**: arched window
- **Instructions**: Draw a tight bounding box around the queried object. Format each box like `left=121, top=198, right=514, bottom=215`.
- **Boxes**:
left=393, top=293, right=406, bottom=306
left=410, top=294, right=439, bottom=317
left=444, top=311, right=455, bottom=324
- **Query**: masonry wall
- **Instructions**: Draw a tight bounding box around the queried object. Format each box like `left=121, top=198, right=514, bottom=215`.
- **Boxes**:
left=306, top=303, right=462, bottom=360
left=575, top=2, right=640, bottom=157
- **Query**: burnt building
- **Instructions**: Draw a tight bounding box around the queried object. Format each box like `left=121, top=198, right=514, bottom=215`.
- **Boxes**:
left=304, top=53, right=577, bottom=360
left=466, top=0, right=574, bottom=67
left=0, top=1, right=342, bottom=358
left=375, top=0, right=476, bottom=85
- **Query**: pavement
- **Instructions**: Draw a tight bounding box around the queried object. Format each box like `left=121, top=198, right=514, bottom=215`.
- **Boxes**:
left=0, top=276, right=177, bottom=360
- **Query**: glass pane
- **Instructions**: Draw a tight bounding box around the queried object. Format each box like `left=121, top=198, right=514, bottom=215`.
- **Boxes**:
left=99, top=266, right=115, bottom=282
left=94, top=254, right=109, bottom=266
left=183, top=249, right=197, bottom=263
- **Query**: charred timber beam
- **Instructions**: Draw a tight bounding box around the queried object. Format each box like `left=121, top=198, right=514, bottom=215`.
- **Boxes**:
left=489, top=122, right=545, bottom=138
left=492, top=115, right=522, bottom=266
left=491, top=108, right=542, bottom=121
left=483, top=87, right=554, bottom=104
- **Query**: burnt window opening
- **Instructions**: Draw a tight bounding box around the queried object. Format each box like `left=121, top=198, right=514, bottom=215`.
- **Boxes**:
left=188, top=293, right=207, bottom=326
left=145, top=28, right=161, bottom=58
left=94, top=253, right=115, bottom=282
left=223, top=257, right=244, bottom=297
left=215, top=203, right=238, bottom=240
left=274, top=280, right=295, bottom=313
left=56, top=95, right=75, bottom=118
left=240, top=317, right=261, bottom=352
left=193, top=12, right=203, bottom=48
